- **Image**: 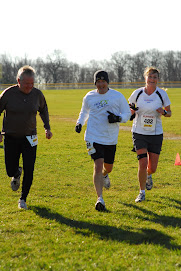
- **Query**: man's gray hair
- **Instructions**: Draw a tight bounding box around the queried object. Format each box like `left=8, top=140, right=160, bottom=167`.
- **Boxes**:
left=16, top=65, right=35, bottom=81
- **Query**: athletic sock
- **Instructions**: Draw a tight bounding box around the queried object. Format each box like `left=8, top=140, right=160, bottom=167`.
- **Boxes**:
left=140, top=190, right=145, bottom=194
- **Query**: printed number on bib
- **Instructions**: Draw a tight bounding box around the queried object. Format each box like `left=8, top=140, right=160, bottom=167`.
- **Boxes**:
left=141, top=115, right=156, bottom=131
left=26, top=135, right=38, bottom=147
left=86, top=141, right=96, bottom=155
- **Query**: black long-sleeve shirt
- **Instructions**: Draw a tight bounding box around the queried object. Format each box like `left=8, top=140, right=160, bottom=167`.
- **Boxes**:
left=0, top=85, right=51, bottom=137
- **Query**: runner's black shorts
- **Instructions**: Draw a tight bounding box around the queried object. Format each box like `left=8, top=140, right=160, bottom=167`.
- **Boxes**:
left=132, top=133, right=163, bottom=154
left=91, top=143, right=116, bottom=164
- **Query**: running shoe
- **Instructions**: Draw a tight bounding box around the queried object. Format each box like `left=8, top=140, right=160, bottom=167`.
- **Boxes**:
left=135, top=192, right=145, bottom=203
left=95, top=197, right=105, bottom=211
left=11, top=167, right=22, bottom=191
left=146, top=174, right=153, bottom=190
left=18, top=199, right=28, bottom=210
left=103, top=174, right=111, bottom=189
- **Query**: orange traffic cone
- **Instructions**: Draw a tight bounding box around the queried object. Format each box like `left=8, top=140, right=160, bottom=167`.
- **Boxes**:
left=175, top=153, right=181, bottom=165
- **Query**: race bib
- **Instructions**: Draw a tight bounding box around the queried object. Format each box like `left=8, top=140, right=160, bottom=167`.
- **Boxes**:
left=86, top=141, right=96, bottom=155
left=26, top=135, right=38, bottom=147
left=141, top=115, right=156, bottom=131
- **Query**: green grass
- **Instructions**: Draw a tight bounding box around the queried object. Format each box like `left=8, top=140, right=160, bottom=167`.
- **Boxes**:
left=0, top=88, right=180, bottom=271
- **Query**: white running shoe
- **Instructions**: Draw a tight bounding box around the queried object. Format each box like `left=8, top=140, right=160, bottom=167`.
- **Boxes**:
left=95, top=197, right=105, bottom=211
left=18, top=199, right=28, bottom=210
left=146, top=174, right=153, bottom=190
left=11, top=167, right=22, bottom=191
left=135, top=192, right=145, bottom=203
left=103, top=174, right=111, bottom=189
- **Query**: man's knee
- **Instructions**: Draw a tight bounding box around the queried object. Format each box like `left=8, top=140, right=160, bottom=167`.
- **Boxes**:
left=104, top=166, right=113, bottom=174
left=103, top=162, right=113, bottom=174
left=148, top=167, right=157, bottom=174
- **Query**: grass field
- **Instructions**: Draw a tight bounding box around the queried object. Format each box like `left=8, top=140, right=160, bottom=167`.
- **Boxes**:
left=0, top=88, right=180, bottom=271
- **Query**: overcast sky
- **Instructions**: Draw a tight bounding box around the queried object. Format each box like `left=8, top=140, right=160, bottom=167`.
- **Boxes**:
left=1, top=0, right=181, bottom=64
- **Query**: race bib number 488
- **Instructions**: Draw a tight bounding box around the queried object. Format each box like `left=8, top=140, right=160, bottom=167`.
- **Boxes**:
left=141, top=115, right=156, bottom=131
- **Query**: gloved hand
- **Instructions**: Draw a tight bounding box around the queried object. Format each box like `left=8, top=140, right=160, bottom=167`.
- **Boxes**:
left=75, top=124, right=82, bottom=133
left=130, top=114, right=136, bottom=121
left=129, top=103, right=139, bottom=121
left=129, top=103, right=139, bottom=111
left=107, top=111, right=122, bottom=123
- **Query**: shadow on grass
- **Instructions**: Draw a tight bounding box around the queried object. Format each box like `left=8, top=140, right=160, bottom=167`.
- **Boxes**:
left=122, top=202, right=181, bottom=228
left=31, top=206, right=180, bottom=250
left=161, top=197, right=181, bottom=211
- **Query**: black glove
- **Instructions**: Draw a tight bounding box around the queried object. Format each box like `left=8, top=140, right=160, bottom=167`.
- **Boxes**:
left=107, top=111, right=122, bottom=123
left=130, top=113, right=136, bottom=121
left=75, top=124, right=82, bottom=133
left=129, top=103, right=139, bottom=111
left=129, top=103, right=138, bottom=121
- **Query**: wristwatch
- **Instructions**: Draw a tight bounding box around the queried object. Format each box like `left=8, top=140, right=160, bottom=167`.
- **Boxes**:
left=163, top=110, right=167, bottom=116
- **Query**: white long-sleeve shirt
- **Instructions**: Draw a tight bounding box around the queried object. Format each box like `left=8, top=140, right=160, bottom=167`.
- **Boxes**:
left=77, top=88, right=131, bottom=145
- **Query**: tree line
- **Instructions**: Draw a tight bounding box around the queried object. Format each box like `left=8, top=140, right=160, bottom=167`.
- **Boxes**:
left=0, top=49, right=181, bottom=84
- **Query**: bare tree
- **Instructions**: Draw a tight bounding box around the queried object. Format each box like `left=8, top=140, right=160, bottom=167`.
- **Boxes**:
left=145, top=49, right=163, bottom=68
left=0, top=54, right=16, bottom=84
left=162, top=51, right=181, bottom=81
left=0, top=54, right=33, bottom=84
left=127, top=52, right=146, bottom=82
left=34, top=57, right=45, bottom=83
left=110, top=52, right=130, bottom=82
left=0, top=49, right=181, bottom=84
left=43, top=50, right=68, bottom=83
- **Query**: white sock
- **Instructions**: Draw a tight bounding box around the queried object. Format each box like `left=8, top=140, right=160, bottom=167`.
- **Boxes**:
left=140, top=190, right=145, bottom=194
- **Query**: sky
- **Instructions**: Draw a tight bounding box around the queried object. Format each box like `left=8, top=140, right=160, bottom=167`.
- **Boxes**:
left=1, top=0, right=181, bottom=65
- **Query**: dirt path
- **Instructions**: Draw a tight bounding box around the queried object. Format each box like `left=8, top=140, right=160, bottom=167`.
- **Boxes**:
left=119, top=126, right=181, bottom=140
left=51, top=116, right=181, bottom=140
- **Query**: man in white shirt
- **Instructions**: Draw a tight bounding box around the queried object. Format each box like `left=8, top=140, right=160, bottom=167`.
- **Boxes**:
left=75, top=70, right=131, bottom=211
